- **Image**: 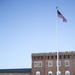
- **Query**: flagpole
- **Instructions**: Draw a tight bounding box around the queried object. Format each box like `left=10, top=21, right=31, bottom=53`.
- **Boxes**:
left=56, top=6, right=59, bottom=75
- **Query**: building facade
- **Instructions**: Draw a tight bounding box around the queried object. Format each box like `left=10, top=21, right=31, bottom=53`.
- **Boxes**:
left=32, top=51, right=75, bottom=75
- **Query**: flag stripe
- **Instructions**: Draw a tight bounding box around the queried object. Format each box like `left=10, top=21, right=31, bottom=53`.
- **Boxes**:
left=57, top=10, right=67, bottom=22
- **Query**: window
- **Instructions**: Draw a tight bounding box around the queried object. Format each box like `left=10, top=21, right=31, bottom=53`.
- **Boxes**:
left=65, top=71, right=70, bottom=75
left=38, top=61, right=42, bottom=67
left=34, top=61, right=38, bottom=67
left=48, top=56, right=49, bottom=59
left=57, top=71, right=61, bottom=75
left=65, top=61, right=70, bottom=66
left=58, top=61, right=61, bottom=66
left=34, top=61, right=42, bottom=67
left=48, top=71, right=53, bottom=75
left=56, top=61, right=61, bottom=67
left=48, top=61, right=53, bottom=67
left=51, top=56, right=53, bottom=59
left=36, top=71, right=40, bottom=75
left=59, top=55, right=61, bottom=59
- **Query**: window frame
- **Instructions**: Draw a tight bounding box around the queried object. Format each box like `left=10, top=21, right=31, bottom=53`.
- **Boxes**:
left=65, top=71, right=70, bottom=75
left=48, top=71, right=53, bottom=75
left=34, top=61, right=38, bottom=67
left=56, top=61, right=61, bottom=67
left=56, top=71, right=61, bottom=75
left=34, top=61, right=42, bottom=67
left=65, top=60, right=70, bottom=66
left=48, top=61, right=53, bottom=67
left=36, top=71, right=40, bottom=75
left=38, top=61, right=42, bottom=67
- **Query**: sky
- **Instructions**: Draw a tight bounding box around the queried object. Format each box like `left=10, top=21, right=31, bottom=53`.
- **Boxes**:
left=0, top=0, right=75, bottom=69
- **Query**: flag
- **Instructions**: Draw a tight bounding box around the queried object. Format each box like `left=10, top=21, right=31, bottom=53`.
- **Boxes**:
left=57, top=10, right=67, bottom=22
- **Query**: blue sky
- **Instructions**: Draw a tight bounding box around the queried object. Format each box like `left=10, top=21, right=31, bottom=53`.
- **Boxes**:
left=0, top=0, right=75, bottom=69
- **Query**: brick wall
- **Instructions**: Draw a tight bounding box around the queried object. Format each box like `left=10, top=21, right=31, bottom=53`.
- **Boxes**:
left=32, top=51, right=75, bottom=75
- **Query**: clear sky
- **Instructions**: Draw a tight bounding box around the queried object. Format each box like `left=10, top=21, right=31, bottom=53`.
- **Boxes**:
left=0, top=0, right=75, bottom=69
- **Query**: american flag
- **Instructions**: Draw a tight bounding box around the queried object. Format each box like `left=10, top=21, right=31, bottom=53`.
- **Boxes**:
left=57, top=10, right=67, bottom=22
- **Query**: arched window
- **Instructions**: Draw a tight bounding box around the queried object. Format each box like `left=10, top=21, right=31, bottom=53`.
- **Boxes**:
left=48, top=71, right=53, bottom=75
left=59, top=55, right=61, bottom=59
left=51, top=56, right=53, bottom=59
left=64, top=55, right=66, bottom=59
left=36, top=71, right=40, bottom=75
left=65, top=71, right=70, bottom=75
left=68, top=55, right=70, bottom=58
left=57, top=71, right=61, bottom=75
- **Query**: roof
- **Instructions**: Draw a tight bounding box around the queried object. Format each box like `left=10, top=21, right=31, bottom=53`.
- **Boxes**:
left=32, top=51, right=75, bottom=56
left=0, top=68, right=31, bottom=73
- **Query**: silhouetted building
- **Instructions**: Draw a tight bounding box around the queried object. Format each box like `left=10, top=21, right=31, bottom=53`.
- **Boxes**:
left=0, top=68, right=31, bottom=75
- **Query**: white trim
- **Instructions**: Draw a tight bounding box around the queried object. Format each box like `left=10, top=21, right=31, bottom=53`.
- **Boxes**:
left=38, top=61, right=42, bottom=67
left=34, top=61, right=38, bottom=67
left=34, top=61, right=42, bottom=67
left=48, top=61, right=53, bottom=67
left=65, top=60, right=70, bottom=66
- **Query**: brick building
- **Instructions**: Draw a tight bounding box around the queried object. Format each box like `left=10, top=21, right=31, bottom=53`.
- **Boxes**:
left=0, top=51, right=75, bottom=75
left=32, top=51, right=75, bottom=75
